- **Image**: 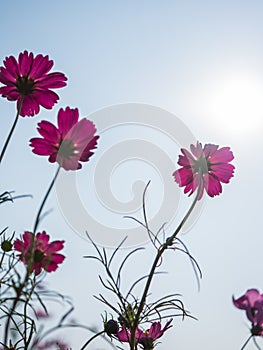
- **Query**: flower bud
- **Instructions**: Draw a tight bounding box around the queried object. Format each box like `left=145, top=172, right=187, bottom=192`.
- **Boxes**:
left=1, top=240, right=13, bottom=252
left=105, top=319, right=119, bottom=336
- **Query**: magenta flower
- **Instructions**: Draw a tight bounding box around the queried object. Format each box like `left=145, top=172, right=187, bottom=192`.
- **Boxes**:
left=30, top=107, right=99, bottom=170
left=34, top=339, right=70, bottom=350
left=233, top=289, right=263, bottom=336
left=173, top=142, right=234, bottom=199
left=14, top=231, right=65, bottom=275
left=35, top=309, right=49, bottom=319
left=117, top=319, right=172, bottom=349
left=0, top=50, right=67, bottom=117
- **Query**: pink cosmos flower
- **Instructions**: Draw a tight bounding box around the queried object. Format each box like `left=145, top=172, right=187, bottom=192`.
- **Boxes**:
left=35, top=309, right=49, bottom=318
left=30, top=107, right=99, bottom=170
left=14, top=231, right=65, bottom=275
left=117, top=319, right=172, bottom=349
left=233, top=289, right=263, bottom=336
left=34, top=340, right=70, bottom=350
left=0, top=50, right=67, bottom=117
left=173, top=142, right=234, bottom=199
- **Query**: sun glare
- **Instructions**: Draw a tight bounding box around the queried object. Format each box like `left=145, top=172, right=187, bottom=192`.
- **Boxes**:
left=207, top=76, right=263, bottom=136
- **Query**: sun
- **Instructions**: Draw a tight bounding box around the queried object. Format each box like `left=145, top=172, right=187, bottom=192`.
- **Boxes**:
left=207, top=75, right=263, bottom=136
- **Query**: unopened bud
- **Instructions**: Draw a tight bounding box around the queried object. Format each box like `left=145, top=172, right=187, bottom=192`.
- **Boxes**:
left=1, top=240, right=13, bottom=252
left=105, top=319, right=119, bottom=336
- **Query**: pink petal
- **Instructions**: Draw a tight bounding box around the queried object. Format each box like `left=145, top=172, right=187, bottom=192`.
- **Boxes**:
left=34, top=89, right=59, bottom=109
left=23, top=231, right=34, bottom=247
left=36, top=231, right=50, bottom=244
left=210, top=163, right=235, bottom=183
left=0, top=86, right=18, bottom=99
left=29, top=54, right=53, bottom=79
left=14, top=239, right=24, bottom=252
left=50, top=253, right=65, bottom=264
left=57, top=107, right=79, bottom=137
left=0, top=66, right=17, bottom=84
left=178, top=148, right=195, bottom=166
left=173, top=168, right=193, bottom=187
left=36, top=120, right=60, bottom=144
left=148, top=322, right=162, bottom=339
left=61, top=157, right=81, bottom=171
left=117, top=326, right=130, bottom=342
left=203, top=144, right=219, bottom=157
left=18, top=50, right=34, bottom=76
left=37, top=72, right=67, bottom=88
left=20, top=95, right=40, bottom=117
left=30, top=138, right=56, bottom=156
left=203, top=173, right=222, bottom=197
left=3, top=55, right=19, bottom=78
left=190, top=142, right=203, bottom=158
left=47, top=240, right=65, bottom=253
left=80, top=135, right=99, bottom=162
left=49, top=152, right=59, bottom=163
left=211, top=146, right=234, bottom=163
left=68, top=119, right=97, bottom=144
left=184, top=172, right=201, bottom=197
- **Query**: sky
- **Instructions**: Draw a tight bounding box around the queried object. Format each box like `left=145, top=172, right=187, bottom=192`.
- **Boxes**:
left=1, top=0, right=263, bottom=349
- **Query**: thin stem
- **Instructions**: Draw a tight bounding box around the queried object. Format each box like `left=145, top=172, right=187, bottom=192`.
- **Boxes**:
left=80, top=330, right=105, bottom=350
left=0, top=98, right=23, bottom=164
left=129, top=185, right=201, bottom=349
left=240, top=334, right=253, bottom=350
left=33, top=165, right=61, bottom=234
left=0, top=252, right=5, bottom=268
left=3, top=271, right=29, bottom=347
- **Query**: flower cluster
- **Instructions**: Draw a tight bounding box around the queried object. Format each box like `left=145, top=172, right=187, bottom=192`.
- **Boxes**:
left=0, top=49, right=238, bottom=350
left=0, top=50, right=101, bottom=349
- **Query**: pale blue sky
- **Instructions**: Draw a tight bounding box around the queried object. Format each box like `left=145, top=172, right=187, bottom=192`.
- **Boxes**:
left=1, top=1, right=263, bottom=349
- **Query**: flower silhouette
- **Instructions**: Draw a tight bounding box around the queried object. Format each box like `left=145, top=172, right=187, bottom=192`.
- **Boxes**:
left=30, top=106, right=99, bottom=170
left=14, top=231, right=65, bottom=275
left=173, top=142, right=234, bottom=199
left=0, top=50, right=67, bottom=116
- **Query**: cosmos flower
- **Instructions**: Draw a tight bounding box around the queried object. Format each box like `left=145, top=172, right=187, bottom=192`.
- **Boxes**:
left=14, top=231, right=65, bottom=275
left=173, top=142, right=235, bottom=199
left=30, top=106, right=99, bottom=170
left=233, top=289, right=263, bottom=336
left=34, top=339, right=70, bottom=350
left=0, top=50, right=67, bottom=116
left=117, top=319, right=172, bottom=349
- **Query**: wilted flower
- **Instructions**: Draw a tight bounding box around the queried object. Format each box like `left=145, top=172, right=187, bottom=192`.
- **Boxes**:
left=30, top=107, right=99, bottom=170
left=14, top=231, right=65, bottom=275
left=117, top=319, right=172, bottom=349
left=173, top=142, right=234, bottom=199
left=0, top=50, right=67, bottom=116
left=233, top=289, right=263, bottom=336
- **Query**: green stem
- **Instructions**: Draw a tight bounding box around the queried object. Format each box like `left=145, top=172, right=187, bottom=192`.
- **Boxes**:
left=240, top=334, right=253, bottom=350
left=0, top=251, right=5, bottom=269
left=33, top=165, right=61, bottom=234
left=3, top=271, right=30, bottom=347
left=0, top=98, right=23, bottom=164
left=129, top=185, right=201, bottom=350
left=80, top=330, right=105, bottom=350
